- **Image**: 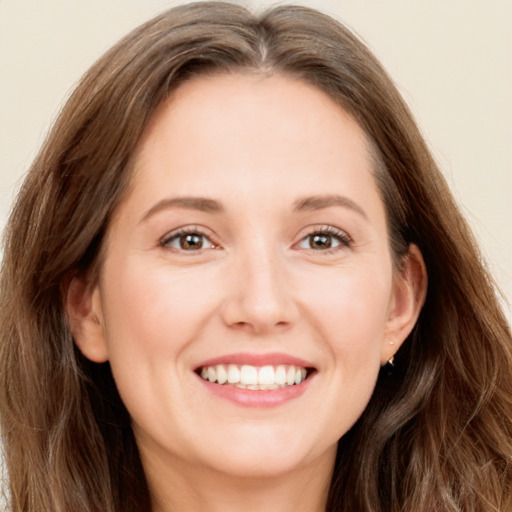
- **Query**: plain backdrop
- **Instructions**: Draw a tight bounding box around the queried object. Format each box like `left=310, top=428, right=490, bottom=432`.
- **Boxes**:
left=0, top=0, right=511, bottom=315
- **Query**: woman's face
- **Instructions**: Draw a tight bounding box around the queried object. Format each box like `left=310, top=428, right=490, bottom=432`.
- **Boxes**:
left=72, top=73, right=423, bottom=481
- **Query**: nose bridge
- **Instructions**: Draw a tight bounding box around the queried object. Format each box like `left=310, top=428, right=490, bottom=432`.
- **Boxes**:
left=223, top=233, right=297, bottom=333
left=245, top=244, right=283, bottom=306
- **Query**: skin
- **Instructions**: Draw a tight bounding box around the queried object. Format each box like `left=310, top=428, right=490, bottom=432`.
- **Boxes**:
left=68, top=73, right=426, bottom=512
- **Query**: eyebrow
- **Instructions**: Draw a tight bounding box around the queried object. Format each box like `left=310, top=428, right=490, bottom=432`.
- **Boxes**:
left=140, top=193, right=367, bottom=223
left=140, top=196, right=224, bottom=222
left=293, top=194, right=368, bottom=219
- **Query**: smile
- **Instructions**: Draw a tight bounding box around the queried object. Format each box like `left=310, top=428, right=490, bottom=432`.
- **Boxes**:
left=198, top=364, right=309, bottom=390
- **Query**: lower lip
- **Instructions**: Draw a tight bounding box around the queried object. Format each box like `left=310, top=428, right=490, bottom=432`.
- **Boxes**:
left=196, top=374, right=313, bottom=408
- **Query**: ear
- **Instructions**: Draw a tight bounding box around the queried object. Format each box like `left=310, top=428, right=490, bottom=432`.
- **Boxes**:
left=65, top=274, right=109, bottom=363
left=381, top=244, right=427, bottom=365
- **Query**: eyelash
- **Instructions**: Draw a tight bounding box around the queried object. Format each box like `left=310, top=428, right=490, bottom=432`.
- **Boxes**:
left=296, top=225, right=352, bottom=254
left=160, top=225, right=352, bottom=254
left=160, top=226, right=218, bottom=253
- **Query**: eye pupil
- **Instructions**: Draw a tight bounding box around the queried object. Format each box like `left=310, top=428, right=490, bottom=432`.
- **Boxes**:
left=310, top=234, right=332, bottom=249
left=180, top=234, right=203, bottom=250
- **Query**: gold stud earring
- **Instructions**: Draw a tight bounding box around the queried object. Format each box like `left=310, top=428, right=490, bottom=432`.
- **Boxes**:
left=387, top=341, right=395, bottom=366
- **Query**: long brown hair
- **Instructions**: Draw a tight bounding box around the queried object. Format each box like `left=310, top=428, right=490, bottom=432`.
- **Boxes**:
left=1, top=2, right=511, bottom=511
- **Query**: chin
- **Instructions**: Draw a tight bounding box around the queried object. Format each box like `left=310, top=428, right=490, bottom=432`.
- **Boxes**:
left=203, top=450, right=313, bottom=480
left=189, top=425, right=334, bottom=480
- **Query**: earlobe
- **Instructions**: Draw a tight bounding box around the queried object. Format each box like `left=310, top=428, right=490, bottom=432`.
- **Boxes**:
left=381, top=244, right=427, bottom=365
left=65, top=274, right=109, bottom=363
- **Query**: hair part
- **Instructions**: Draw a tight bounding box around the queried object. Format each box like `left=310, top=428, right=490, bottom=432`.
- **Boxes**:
left=1, top=2, right=511, bottom=511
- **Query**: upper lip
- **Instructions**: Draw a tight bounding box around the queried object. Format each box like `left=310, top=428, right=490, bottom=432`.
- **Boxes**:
left=195, top=352, right=316, bottom=370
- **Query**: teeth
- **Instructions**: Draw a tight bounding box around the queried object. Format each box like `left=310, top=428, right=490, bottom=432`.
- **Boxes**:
left=198, top=364, right=310, bottom=388
left=275, top=365, right=286, bottom=385
left=216, top=364, right=228, bottom=384
left=227, top=364, right=240, bottom=384
left=240, top=365, right=258, bottom=385
left=258, top=365, right=275, bottom=385
left=295, top=368, right=307, bottom=385
left=286, top=366, right=296, bottom=386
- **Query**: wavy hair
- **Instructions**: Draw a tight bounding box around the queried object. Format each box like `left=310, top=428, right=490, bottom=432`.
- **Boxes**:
left=1, top=2, right=511, bottom=511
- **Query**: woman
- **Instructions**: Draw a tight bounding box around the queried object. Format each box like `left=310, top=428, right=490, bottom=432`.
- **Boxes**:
left=1, top=2, right=511, bottom=511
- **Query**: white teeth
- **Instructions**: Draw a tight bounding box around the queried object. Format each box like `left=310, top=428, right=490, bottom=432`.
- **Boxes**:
left=258, top=365, right=275, bottom=385
left=275, top=365, right=286, bottom=385
left=216, top=364, right=227, bottom=384
left=199, top=363, right=310, bottom=389
left=240, top=365, right=258, bottom=385
left=286, top=366, right=296, bottom=386
left=227, top=364, right=240, bottom=384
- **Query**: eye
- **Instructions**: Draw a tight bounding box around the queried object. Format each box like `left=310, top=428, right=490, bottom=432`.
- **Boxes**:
left=161, top=228, right=216, bottom=252
left=296, top=226, right=351, bottom=252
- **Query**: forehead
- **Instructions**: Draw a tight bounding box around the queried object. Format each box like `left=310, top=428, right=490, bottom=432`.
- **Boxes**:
left=101, top=71, right=388, bottom=242
left=132, top=73, right=376, bottom=188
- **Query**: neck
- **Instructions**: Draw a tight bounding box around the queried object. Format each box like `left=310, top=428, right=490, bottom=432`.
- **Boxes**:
left=144, top=450, right=335, bottom=512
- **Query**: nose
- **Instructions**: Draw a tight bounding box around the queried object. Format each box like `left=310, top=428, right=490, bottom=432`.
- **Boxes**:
left=221, top=246, right=299, bottom=335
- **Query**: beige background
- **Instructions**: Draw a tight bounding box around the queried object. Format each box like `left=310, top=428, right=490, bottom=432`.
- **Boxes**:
left=1, top=0, right=511, bottom=315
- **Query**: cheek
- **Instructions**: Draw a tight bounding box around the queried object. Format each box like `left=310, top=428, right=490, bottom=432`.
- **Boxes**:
left=288, top=263, right=393, bottom=443
left=100, top=258, right=220, bottom=362
left=98, top=258, right=224, bottom=431
left=298, top=263, right=392, bottom=365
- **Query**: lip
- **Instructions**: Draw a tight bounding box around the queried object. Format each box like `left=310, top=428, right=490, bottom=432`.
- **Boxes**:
left=194, top=352, right=316, bottom=408
left=195, top=372, right=314, bottom=408
left=195, top=352, right=315, bottom=369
